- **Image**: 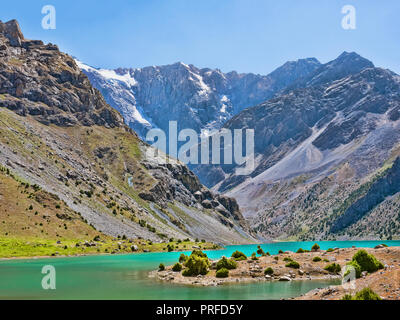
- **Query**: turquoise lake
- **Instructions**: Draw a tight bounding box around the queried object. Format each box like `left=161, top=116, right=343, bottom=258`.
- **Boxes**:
left=0, top=240, right=399, bottom=300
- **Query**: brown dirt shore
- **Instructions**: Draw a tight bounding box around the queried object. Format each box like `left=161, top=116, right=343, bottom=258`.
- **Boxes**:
left=295, top=247, right=400, bottom=300
left=152, top=246, right=400, bottom=300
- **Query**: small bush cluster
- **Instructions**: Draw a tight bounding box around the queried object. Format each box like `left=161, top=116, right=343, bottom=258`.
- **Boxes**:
left=352, top=250, right=384, bottom=273
left=344, top=250, right=384, bottom=278
left=311, top=243, right=320, bottom=251
left=172, top=263, right=182, bottom=272
left=285, top=259, right=300, bottom=269
left=179, top=253, right=188, bottom=264
left=158, top=263, right=165, bottom=271
left=324, top=263, right=341, bottom=274
left=231, top=250, right=247, bottom=261
left=312, top=256, right=322, bottom=262
left=342, top=287, right=381, bottom=300
left=181, top=250, right=210, bottom=276
left=216, top=256, right=237, bottom=270
left=256, top=245, right=266, bottom=256
left=216, top=267, right=229, bottom=278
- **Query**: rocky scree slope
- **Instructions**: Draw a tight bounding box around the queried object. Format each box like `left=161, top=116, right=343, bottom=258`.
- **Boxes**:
left=0, top=20, right=254, bottom=244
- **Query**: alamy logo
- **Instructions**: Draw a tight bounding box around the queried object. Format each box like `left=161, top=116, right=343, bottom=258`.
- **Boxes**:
left=41, top=265, right=56, bottom=290
left=145, top=121, right=255, bottom=175
left=41, top=5, right=56, bottom=30
left=341, top=264, right=357, bottom=290
left=341, top=5, right=356, bottom=30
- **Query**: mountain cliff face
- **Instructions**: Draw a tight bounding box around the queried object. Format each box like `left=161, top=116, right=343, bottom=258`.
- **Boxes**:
left=77, top=57, right=321, bottom=139
left=0, top=20, right=254, bottom=245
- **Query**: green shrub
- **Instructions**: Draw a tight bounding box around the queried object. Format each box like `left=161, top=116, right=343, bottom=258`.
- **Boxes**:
left=257, top=245, right=265, bottom=256
left=326, top=248, right=334, bottom=252
left=312, top=256, right=322, bottom=262
left=216, top=257, right=238, bottom=270
left=296, top=248, right=305, bottom=253
left=191, top=249, right=208, bottom=259
left=324, top=263, right=341, bottom=273
left=182, top=269, right=191, bottom=276
left=172, top=263, right=182, bottom=272
left=179, top=253, right=188, bottom=264
left=352, top=250, right=384, bottom=273
left=251, top=252, right=258, bottom=260
left=231, top=250, right=247, bottom=261
left=182, top=251, right=210, bottom=276
left=264, top=267, right=274, bottom=275
left=341, top=287, right=381, bottom=300
left=283, top=257, right=292, bottom=262
left=285, top=260, right=300, bottom=269
left=274, top=256, right=279, bottom=261
left=311, top=243, right=320, bottom=251
left=278, top=250, right=284, bottom=254
left=158, top=263, right=165, bottom=271
left=323, top=258, right=329, bottom=262
left=216, top=267, right=229, bottom=278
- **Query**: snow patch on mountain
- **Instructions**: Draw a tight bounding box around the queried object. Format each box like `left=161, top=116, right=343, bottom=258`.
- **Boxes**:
left=77, top=58, right=322, bottom=144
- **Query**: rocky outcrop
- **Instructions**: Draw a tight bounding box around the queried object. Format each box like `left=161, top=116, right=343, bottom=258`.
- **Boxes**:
left=140, top=158, right=249, bottom=231
left=0, top=20, right=24, bottom=47
left=0, top=20, right=123, bottom=128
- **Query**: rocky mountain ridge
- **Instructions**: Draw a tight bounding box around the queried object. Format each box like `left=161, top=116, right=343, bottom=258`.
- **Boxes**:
left=0, top=20, right=254, bottom=244
left=218, top=53, right=400, bottom=240
left=77, top=56, right=321, bottom=139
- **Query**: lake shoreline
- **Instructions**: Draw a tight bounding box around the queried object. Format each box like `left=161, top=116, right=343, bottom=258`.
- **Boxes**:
left=0, top=245, right=226, bottom=261
left=2, top=241, right=400, bottom=300
left=153, top=246, right=400, bottom=300
left=0, top=237, right=222, bottom=261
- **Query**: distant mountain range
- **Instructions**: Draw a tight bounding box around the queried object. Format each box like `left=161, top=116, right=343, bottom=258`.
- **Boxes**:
left=78, top=51, right=400, bottom=241
left=77, top=57, right=321, bottom=138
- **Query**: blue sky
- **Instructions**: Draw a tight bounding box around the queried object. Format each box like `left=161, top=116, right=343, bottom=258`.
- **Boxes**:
left=2, top=0, right=400, bottom=74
